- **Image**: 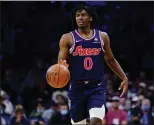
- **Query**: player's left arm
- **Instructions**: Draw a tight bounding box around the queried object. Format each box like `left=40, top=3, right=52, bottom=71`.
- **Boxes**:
left=101, top=32, right=128, bottom=97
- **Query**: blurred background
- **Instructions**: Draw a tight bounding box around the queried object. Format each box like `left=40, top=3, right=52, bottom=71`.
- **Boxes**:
left=0, top=1, right=153, bottom=125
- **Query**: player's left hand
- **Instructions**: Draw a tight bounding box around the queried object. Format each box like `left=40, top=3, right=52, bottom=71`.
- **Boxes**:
left=118, top=78, right=128, bottom=98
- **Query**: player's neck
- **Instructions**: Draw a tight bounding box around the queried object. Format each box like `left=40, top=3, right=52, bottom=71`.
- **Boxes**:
left=77, top=27, right=92, bottom=35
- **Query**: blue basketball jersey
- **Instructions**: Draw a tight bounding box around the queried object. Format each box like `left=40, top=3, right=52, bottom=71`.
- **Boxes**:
left=69, top=29, right=105, bottom=81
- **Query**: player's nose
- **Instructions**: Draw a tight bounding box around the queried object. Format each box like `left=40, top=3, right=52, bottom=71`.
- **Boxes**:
left=78, top=15, right=84, bottom=20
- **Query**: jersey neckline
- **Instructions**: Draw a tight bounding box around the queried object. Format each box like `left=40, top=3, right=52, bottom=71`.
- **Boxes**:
left=75, top=29, right=96, bottom=40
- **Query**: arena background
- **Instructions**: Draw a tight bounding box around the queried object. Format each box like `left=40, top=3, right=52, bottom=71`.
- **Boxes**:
left=0, top=1, right=153, bottom=125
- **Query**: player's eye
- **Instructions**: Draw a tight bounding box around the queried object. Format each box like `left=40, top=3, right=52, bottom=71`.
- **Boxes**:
left=76, top=14, right=80, bottom=17
left=82, top=14, right=86, bottom=16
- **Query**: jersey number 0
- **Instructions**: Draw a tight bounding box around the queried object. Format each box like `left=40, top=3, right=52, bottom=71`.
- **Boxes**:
left=84, top=57, right=93, bottom=70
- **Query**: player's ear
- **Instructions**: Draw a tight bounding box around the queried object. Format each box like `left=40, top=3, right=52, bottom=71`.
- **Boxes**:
left=90, top=17, right=93, bottom=22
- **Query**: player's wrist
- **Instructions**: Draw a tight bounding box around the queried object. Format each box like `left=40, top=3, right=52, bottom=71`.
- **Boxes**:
left=124, top=77, right=128, bottom=81
left=58, top=59, right=69, bottom=68
left=123, top=77, right=128, bottom=83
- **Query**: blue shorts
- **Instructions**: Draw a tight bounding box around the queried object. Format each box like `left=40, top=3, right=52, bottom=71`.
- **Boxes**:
left=68, top=80, right=106, bottom=123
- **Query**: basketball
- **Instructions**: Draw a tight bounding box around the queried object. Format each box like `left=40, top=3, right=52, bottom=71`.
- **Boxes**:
left=46, top=64, right=70, bottom=88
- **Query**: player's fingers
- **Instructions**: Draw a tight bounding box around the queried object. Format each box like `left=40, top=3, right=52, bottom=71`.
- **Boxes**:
left=120, top=86, right=127, bottom=98
left=118, top=85, right=122, bottom=90
left=65, top=63, right=69, bottom=68
left=62, top=60, right=69, bottom=67
left=118, top=82, right=124, bottom=90
left=58, top=59, right=62, bottom=63
left=63, top=60, right=67, bottom=65
left=62, top=61, right=69, bottom=68
left=60, top=59, right=66, bottom=64
left=120, top=90, right=124, bottom=98
left=58, top=59, right=66, bottom=64
left=58, top=59, right=69, bottom=68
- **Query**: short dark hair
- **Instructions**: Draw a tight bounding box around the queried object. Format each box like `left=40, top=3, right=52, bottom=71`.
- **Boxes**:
left=71, top=4, right=100, bottom=30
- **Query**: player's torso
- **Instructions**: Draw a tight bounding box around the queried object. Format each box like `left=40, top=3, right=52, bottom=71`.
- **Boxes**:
left=69, top=29, right=105, bottom=81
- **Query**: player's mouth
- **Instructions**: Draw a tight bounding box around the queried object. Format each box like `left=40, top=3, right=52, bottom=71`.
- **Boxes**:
left=78, top=21, right=84, bottom=25
left=78, top=23, right=84, bottom=25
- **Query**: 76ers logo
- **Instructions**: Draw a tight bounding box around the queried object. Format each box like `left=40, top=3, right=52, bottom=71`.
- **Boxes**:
left=73, top=46, right=101, bottom=70
left=73, top=46, right=101, bottom=56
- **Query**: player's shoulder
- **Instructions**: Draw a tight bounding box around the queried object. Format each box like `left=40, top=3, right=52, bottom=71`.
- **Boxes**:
left=61, top=32, right=72, bottom=39
left=99, top=30, right=109, bottom=38
left=60, top=32, right=73, bottom=46
left=99, top=30, right=110, bottom=45
left=60, top=32, right=73, bottom=43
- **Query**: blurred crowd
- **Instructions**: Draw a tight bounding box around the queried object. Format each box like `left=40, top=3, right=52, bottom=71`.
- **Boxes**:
left=1, top=1, right=153, bottom=125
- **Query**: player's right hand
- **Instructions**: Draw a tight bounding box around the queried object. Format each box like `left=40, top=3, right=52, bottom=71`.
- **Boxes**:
left=58, top=59, right=69, bottom=68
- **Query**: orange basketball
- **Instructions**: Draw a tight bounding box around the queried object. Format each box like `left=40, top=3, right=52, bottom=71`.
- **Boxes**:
left=46, top=64, right=70, bottom=88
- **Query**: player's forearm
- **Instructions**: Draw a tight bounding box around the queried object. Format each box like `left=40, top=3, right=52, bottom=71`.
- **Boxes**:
left=106, top=58, right=128, bottom=81
left=57, top=51, right=69, bottom=68
left=58, top=51, right=68, bottom=61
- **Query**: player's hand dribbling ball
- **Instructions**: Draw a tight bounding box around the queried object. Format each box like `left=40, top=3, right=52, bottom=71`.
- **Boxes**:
left=58, top=59, right=69, bottom=68
left=46, top=61, right=70, bottom=88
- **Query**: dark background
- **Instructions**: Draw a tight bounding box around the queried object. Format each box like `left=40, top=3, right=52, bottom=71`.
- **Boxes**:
left=0, top=1, right=153, bottom=125
left=1, top=1, right=153, bottom=78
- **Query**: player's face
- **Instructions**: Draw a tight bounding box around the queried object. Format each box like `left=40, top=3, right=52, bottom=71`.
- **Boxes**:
left=75, top=9, right=92, bottom=28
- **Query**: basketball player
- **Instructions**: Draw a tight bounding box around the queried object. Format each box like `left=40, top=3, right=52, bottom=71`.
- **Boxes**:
left=58, top=5, right=128, bottom=125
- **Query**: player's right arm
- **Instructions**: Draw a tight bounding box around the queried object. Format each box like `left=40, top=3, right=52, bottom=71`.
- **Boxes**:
left=58, top=33, right=72, bottom=67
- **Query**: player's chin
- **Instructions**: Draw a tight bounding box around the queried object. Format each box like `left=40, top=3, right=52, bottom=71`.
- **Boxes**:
left=78, top=25, right=86, bottom=29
